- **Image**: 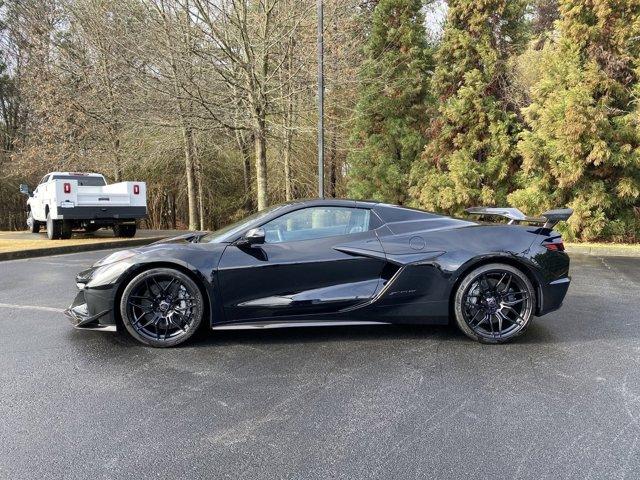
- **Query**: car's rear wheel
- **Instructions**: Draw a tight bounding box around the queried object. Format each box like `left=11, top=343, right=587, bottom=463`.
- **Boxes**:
left=120, top=268, right=204, bottom=347
left=60, top=220, right=72, bottom=239
left=453, top=263, right=535, bottom=344
left=113, top=223, right=136, bottom=238
left=46, top=211, right=61, bottom=240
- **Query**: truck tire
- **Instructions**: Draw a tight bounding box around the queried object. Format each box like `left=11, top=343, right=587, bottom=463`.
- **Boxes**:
left=60, top=221, right=72, bottom=239
left=113, top=223, right=136, bottom=238
left=27, top=211, right=40, bottom=234
left=46, top=211, right=62, bottom=240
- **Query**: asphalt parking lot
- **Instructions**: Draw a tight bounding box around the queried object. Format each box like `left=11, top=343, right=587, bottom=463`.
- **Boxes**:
left=1, top=250, right=639, bottom=479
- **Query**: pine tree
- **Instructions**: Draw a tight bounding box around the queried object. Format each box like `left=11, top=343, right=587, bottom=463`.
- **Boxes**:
left=509, top=0, right=640, bottom=241
left=410, top=0, right=528, bottom=214
left=346, top=0, right=431, bottom=205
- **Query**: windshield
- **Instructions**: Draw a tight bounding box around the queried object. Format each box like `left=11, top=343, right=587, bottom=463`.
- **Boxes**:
left=51, top=175, right=106, bottom=186
left=201, top=204, right=288, bottom=243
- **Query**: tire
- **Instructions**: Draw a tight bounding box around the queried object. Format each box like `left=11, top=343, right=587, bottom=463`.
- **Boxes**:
left=453, top=263, right=535, bottom=344
left=120, top=268, right=204, bottom=347
left=27, top=210, right=40, bottom=233
left=113, top=223, right=136, bottom=238
left=46, top=211, right=62, bottom=240
left=60, top=221, right=72, bottom=239
left=85, top=225, right=100, bottom=233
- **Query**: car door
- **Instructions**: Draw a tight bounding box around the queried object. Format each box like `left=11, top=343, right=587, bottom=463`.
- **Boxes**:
left=217, top=206, right=388, bottom=322
left=31, top=175, right=49, bottom=221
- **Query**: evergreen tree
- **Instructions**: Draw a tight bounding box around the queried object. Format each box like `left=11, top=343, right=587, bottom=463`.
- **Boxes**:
left=509, top=0, right=640, bottom=241
left=410, top=0, right=528, bottom=215
left=347, top=0, right=431, bottom=204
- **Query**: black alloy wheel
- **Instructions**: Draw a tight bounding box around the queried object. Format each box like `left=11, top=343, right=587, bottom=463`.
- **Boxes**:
left=120, top=268, right=204, bottom=347
left=453, top=263, right=535, bottom=343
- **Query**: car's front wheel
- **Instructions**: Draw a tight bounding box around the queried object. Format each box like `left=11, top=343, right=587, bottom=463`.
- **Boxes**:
left=27, top=210, right=40, bottom=233
left=120, top=268, right=204, bottom=347
left=453, top=263, right=535, bottom=344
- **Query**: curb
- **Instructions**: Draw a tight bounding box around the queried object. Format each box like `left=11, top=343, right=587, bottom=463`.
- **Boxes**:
left=0, top=236, right=166, bottom=262
left=565, top=244, right=640, bottom=257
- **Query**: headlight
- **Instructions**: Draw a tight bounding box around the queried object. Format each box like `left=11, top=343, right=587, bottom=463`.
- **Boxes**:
left=93, top=250, right=137, bottom=267
left=87, top=261, right=132, bottom=287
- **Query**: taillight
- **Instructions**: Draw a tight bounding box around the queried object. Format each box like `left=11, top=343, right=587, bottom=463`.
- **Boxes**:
left=63, top=182, right=71, bottom=194
left=544, top=241, right=565, bottom=252
left=133, top=184, right=140, bottom=195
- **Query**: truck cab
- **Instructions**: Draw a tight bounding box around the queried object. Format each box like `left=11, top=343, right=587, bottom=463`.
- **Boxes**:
left=20, top=172, right=147, bottom=240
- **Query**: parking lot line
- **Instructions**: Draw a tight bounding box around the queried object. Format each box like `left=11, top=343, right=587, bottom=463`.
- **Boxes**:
left=0, top=302, right=64, bottom=313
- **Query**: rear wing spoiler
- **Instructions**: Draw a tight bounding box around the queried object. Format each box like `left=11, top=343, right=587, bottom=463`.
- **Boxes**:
left=465, top=207, right=573, bottom=229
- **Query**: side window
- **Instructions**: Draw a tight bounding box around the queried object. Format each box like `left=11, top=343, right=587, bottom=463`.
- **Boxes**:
left=39, top=175, right=49, bottom=185
left=262, top=207, right=371, bottom=244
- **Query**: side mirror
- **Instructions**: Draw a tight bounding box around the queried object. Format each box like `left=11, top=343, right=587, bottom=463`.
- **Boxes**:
left=236, top=227, right=265, bottom=247
left=19, top=184, right=32, bottom=197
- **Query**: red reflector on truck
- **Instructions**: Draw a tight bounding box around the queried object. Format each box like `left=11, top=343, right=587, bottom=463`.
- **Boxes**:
left=133, top=185, right=140, bottom=195
left=63, top=182, right=71, bottom=194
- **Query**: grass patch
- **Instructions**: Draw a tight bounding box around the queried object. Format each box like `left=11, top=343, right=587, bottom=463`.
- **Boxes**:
left=0, top=237, right=142, bottom=253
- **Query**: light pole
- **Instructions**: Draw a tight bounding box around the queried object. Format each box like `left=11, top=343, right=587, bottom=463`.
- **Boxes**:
left=317, top=0, right=324, bottom=198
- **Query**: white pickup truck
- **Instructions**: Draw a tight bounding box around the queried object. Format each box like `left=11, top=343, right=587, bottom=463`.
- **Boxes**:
left=20, top=172, right=147, bottom=240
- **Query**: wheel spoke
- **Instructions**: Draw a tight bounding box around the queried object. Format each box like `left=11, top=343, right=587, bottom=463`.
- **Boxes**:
left=162, top=278, right=177, bottom=295
left=129, top=294, right=153, bottom=301
left=503, top=296, right=528, bottom=306
left=151, top=276, right=164, bottom=295
left=487, top=312, right=495, bottom=335
left=480, top=275, right=491, bottom=293
left=506, top=290, right=528, bottom=297
left=144, top=278, right=157, bottom=297
left=173, top=311, right=191, bottom=327
left=128, top=301, right=151, bottom=312
left=500, top=274, right=512, bottom=293
left=139, top=314, right=158, bottom=329
left=503, top=306, right=526, bottom=326
left=168, top=316, right=187, bottom=333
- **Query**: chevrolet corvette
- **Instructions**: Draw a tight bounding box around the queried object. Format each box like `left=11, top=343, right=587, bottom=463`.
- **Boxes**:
left=65, top=199, right=572, bottom=347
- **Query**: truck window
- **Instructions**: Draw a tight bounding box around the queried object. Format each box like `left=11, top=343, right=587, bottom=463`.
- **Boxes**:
left=51, top=175, right=107, bottom=187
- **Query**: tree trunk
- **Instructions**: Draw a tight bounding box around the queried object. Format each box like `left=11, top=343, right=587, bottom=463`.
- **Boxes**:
left=181, top=126, right=198, bottom=230
left=282, top=37, right=295, bottom=201
left=284, top=136, right=293, bottom=201
left=329, top=124, right=337, bottom=197
left=170, top=193, right=176, bottom=229
left=283, top=101, right=293, bottom=201
left=235, top=130, right=253, bottom=209
left=113, top=135, right=122, bottom=182
left=253, top=117, right=268, bottom=211
left=195, top=155, right=205, bottom=230
left=283, top=94, right=294, bottom=201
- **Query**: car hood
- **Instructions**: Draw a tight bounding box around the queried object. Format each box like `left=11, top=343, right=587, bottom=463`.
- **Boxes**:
left=151, top=231, right=210, bottom=245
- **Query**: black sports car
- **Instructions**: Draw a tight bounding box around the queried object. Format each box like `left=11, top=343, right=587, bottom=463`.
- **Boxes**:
left=65, top=199, right=572, bottom=347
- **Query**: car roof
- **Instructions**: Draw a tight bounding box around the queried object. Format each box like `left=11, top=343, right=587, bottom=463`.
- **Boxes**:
left=271, top=198, right=442, bottom=221
left=48, top=172, right=105, bottom=177
left=280, top=198, right=380, bottom=209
